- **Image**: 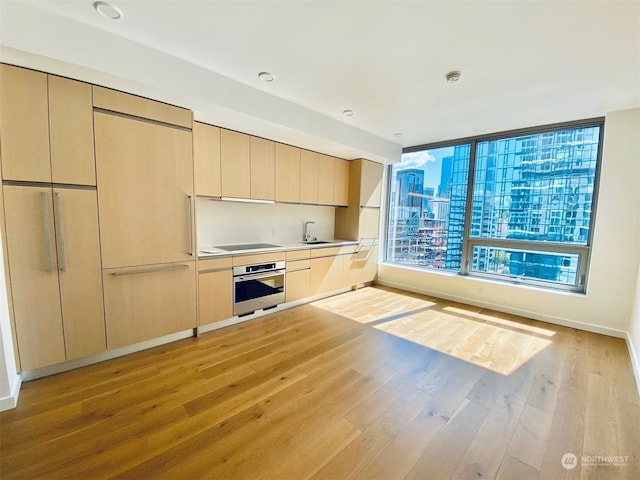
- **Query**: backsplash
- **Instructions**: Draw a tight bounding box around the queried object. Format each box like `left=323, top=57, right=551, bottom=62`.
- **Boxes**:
left=196, top=198, right=336, bottom=248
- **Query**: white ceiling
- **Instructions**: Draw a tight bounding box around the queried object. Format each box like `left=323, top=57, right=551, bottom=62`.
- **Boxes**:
left=1, top=0, right=639, bottom=163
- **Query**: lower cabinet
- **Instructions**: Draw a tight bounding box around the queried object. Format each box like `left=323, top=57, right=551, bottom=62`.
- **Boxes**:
left=310, top=255, right=348, bottom=295
left=3, top=185, right=105, bottom=370
left=286, top=261, right=310, bottom=302
left=102, top=261, right=196, bottom=349
left=346, top=244, right=379, bottom=286
left=198, top=268, right=233, bottom=325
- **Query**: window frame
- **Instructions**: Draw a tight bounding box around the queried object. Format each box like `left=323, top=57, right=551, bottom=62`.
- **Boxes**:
left=385, top=117, right=605, bottom=293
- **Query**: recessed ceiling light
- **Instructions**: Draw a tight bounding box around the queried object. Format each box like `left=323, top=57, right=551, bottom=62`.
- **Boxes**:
left=445, top=70, right=461, bottom=83
left=342, top=109, right=355, bottom=117
left=258, top=71, right=275, bottom=83
left=94, top=1, right=122, bottom=20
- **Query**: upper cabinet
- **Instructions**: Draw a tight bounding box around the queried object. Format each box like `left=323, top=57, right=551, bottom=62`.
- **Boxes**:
left=317, top=154, right=335, bottom=205
left=193, top=122, right=221, bottom=197
left=220, top=129, right=251, bottom=199
left=48, top=76, right=96, bottom=185
left=300, top=150, right=319, bottom=204
left=0, top=65, right=95, bottom=185
left=334, top=158, right=350, bottom=207
left=275, top=143, right=301, bottom=203
left=359, top=159, right=383, bottom=208
left=335, top=159, right=384, bottom=240
left=250, top=136, right=275, bottom=201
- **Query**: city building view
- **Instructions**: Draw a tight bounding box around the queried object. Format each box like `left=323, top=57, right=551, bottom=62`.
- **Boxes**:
left=386, top=125, right=601, bottom=286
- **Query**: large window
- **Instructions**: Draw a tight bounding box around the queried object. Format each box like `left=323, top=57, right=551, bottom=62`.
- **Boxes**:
left=386, top=120, right=603, bottom=292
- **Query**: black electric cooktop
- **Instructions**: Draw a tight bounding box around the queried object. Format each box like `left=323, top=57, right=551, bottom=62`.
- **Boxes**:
left=215, top=243, right=280, bottom=252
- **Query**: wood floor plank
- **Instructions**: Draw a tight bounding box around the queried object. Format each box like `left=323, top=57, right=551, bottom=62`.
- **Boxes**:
left=1, top=286, right=638, bottom=480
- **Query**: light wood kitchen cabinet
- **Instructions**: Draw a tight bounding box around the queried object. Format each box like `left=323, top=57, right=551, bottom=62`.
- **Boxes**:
left=198, top=268, right=233, bottom=325
left=54, top=188, right=107, bottom=360
left=48, top=76, right=96, bottom=185
left=94, top=111, right=194, bottom=268
left=310, top=252, right=350, bottom=295
left=300, top=150, right=319, bottom=204
left=275, top=143, right=301, bottom=203
left=193, top=122, right=222, bottom=197
left=317, top=154, right=335, bottom=205
left=335, top=159, right=384, bottom=241
left=360, top=159, right=384, bottom=208
left=197, top=256, right=232, bottom=325
left=0, top=65, right=96, bottom=185
left=286, top=261, right=311, bottom=302
left=334, top=158, right=350, bottom=207
left=103, top=262, right=196, bottom=349
left=0, top=65, right=50, bottom=183
left=346, top=245, right=379, bottom=287
left=3, top=185, right=105, bottom=369
left=221, top=129, right=251, bottom=199
left=250, top=136, right=275, bottom=201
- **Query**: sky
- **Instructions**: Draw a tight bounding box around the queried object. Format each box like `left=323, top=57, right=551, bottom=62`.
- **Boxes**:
left=393, top=146, right=456, bottom=191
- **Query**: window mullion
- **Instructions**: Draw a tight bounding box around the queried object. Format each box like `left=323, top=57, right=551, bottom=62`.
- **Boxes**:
left=460, top=140, right=477, bottom=275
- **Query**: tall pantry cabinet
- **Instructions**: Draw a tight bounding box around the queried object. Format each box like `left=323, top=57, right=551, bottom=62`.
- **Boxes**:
left=0, top=64, right=105, bottom=370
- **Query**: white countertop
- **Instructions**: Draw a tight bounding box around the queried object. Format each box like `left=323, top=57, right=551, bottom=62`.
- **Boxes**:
left=198, top=239, right=358, bottom=258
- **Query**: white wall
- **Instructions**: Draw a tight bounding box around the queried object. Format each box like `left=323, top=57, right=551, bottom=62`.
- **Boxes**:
left=196, top=199, right=337, bottom=249
left=0, top=230, right=20, bottom=411
left=378, top=108, right=640, bottom=338
left=628, top=263, right=640, bottom=394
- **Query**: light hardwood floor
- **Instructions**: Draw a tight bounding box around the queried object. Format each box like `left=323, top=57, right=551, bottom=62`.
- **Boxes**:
left=1, top=286, right=638, bottom=479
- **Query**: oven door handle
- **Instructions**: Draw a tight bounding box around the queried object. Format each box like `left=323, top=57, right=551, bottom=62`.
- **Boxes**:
left=234, top=270, right=285, bottom=282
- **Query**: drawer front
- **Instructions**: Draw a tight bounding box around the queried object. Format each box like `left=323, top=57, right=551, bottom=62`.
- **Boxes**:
left=232, top=251, right=286, bottom=266
left=286, top=259, right=311, bottom=272
left=198, top=256, right=232, bottom=272
left=310, top=245, right=357, bottom=258
left=286, top=248, right=311, bottom=260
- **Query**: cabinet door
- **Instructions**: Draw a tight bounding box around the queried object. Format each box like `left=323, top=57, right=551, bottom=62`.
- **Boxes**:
left=334, top=159, right=350, bottom=207
left=198, top=269, right=233, bottom=325
left=310, top=255, right=345, bottom=294
left=360, top=207, right=381, bottom=239
left=193, top=122, right=221, bottom=197
left=48, top=76, right=96, bottom=185
left=317, top=154, right=335, bottom=206
left=103, top=262, right=196, bottom=349
left=94, top=112, right=194, bottom=268
left=0, top=65, right=51, bottom=182
left=53, top=188, right=106, bottom=360
left=300, top=150, right=319, bottom=204
left=347, top=245, right=378, bottom=286
left=360, top=160, right=383, bottom=208
left=250, top=137, right=275, bottom=201
left=221, top=129, right=251, bottom=198
left=275, top=144, right=301, bottom=203
left=3, top=185, right=65, bottom=370
left=286, top=268, right=310, bottom=302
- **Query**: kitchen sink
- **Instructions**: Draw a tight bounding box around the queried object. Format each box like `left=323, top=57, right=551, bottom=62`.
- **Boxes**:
left=300, top=240, right=331, bottom=245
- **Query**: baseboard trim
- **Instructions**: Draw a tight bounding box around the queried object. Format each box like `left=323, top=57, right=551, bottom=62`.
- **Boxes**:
left=20, top=329, right=195, bottom=382
left=626, top=332, right=640, bottom=398
left=375, top=279, right=627, bottom=339
left=198, top=287, right=353, bottom=335
left=0, top=373, right=21, bottom=412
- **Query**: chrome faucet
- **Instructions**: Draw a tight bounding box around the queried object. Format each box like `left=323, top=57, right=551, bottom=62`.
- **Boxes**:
left=304, top=221, right=316, bottom=242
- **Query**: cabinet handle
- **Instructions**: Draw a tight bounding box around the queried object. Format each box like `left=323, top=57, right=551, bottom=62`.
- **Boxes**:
left=187, top=194, right=194, bottom=256
left=54, top=192, right=67, bottom=272
left=111, top=264, right=190, bottom=277
left=41, top=192, right=53, bottom=272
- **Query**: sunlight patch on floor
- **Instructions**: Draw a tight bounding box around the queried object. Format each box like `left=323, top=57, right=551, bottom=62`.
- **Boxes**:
left=312, top=287, right=554, bottom=375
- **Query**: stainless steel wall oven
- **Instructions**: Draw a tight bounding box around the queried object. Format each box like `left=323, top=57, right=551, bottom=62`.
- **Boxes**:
left=233, top=261, right=285, bottom=316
